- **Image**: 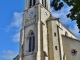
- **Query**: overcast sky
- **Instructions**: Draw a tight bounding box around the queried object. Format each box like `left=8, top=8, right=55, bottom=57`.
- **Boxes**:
left=0, top=0, right=80, bottom=60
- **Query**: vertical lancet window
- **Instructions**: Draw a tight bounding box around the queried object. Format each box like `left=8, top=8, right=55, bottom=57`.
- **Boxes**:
left=29, top=31, right=35, bottom=52
left=42, top=0, right=46, bottom=7
left=42, top=0, right=43, bottom=5
left=29, top=0, right=32, bottom=8
left=33, top=0, right=36, bottom=6
left=45, top=0, right=46, bottom=7
left=29, top=0, right=36, bottom=8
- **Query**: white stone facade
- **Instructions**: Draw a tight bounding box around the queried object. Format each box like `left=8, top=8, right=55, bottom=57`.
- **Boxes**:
left=13, top=0, right=80, bottom=60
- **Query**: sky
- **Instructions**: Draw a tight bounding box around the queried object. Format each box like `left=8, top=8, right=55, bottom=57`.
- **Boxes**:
left=0, top=0, right=25, bottom=60
left=0, top=0, right=80, bottom=60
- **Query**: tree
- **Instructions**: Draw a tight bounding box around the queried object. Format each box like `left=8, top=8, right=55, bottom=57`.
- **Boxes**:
left=51, top=0, right=80, bottom=32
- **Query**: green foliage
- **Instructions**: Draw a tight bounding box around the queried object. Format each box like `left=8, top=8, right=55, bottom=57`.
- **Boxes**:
left=51, top=0, right=64, bottom=11
left=51, top=0, right=80, bottom=32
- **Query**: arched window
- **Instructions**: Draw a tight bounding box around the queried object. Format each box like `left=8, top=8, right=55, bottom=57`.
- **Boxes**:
left=29, top=31, right=35, bottom=52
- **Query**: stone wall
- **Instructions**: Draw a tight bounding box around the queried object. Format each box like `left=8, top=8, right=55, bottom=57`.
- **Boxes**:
left=62, top=35, right=80, bottom=60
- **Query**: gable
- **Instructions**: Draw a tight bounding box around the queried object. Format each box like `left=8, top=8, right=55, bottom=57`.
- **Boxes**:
left=62, top=35, right=80, bottom=60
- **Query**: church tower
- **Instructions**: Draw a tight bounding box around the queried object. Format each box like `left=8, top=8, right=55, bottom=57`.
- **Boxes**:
left=19, top=0, right=51, bottom=60
left=13, top=0, right=80, bottom=60
left=25, top=0, right=50, bottom=10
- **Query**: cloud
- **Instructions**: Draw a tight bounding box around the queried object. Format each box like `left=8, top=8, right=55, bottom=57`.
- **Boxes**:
left=5, top=12, right=23, bottom=32
left=69, top=22, right=80, bottom=38
left=50, top=5, right=72, bottom=25
left=0, top=50, right=18, bottom=60
left=50, top=5, right=80, bottom=38
left=11, top=12, right=23, bottom=42
left=5, top=12, right=23, bottom=42
left=12, top=32, right=20, bottom=42
left=11, top=12, right=23, bottom=28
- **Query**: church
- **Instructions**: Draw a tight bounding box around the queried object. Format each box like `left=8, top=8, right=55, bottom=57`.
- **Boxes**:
left=13, top=0, right=80, bottom=60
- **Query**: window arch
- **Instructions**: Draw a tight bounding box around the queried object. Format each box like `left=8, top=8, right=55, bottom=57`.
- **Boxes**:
left=28, top=31, right=35, bottom=52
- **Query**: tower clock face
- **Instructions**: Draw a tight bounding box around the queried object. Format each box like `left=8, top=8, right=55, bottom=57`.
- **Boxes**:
left=44, top=12, right=48, bottom=16
left=29, top=12, right=33, bottom=17
left=27, top=8, right=36, bottom=20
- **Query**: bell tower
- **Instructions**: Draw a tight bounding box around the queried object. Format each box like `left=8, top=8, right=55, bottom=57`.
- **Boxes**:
left=25, top=0, right=50, bottom=10
left=19, top=0, right=51, bottom=60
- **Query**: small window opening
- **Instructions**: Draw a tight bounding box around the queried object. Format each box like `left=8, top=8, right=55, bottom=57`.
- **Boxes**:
left=54, top=33, right=56, bottom=36
left=55, top=46, right=57, bottom=50
left=65, top=31, right=68, bottom=36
